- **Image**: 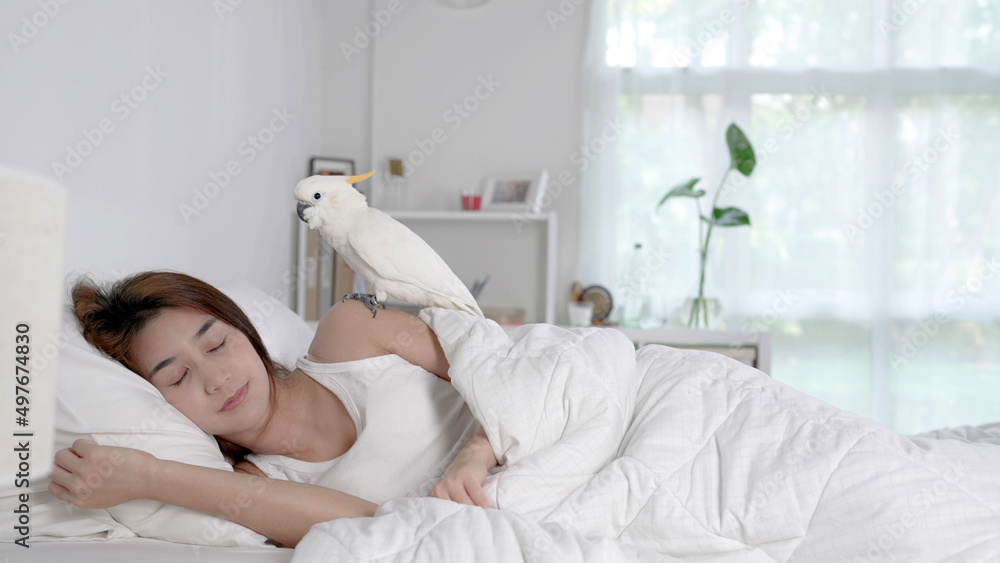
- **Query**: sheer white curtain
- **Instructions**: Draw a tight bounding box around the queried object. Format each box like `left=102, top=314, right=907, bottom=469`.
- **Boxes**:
left=577, top=0, right=1000, bottom=433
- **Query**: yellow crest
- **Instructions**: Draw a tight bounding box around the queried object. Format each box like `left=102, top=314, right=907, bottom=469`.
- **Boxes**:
left=345, top=170, right=375, bottom=184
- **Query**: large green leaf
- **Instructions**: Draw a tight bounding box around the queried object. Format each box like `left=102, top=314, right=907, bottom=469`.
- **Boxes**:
left=656, top=177, right=705, bottom=210
left=708, top=206, right=751, bottom=227
left=726, top=123, right=756, bottom=176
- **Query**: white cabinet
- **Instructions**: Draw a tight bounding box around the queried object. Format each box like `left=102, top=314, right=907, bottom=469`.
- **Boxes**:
left=387, top=211, right=558, bottom=324
left=610, top=327, right=771, bottom=374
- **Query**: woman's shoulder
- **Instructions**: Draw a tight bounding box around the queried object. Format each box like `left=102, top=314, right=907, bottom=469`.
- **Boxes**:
left=308, top=299, right=449, bottom=379
left=307, top=299, right=385, bottom=363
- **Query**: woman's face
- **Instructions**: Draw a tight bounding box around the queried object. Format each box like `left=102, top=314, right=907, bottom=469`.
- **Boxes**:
left=131, top=307, right=271, bottom=442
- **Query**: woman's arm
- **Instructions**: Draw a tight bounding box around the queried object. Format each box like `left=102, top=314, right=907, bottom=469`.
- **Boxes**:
left=358, top=305, right=501, bottom=504
left=428, top=426, right=497, bottom=508
left=48, top=439, right=376, bottom=547
left=309, top=299, right=450, bottom=379
left=313, top=301, right=499, bottom=505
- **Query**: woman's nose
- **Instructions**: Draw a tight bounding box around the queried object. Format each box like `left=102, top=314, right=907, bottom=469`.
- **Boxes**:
left=204, top=365, right=231, bottom=393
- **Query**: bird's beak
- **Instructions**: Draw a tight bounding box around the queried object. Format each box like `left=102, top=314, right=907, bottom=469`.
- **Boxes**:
left=296, top=201, right=312, bottom=222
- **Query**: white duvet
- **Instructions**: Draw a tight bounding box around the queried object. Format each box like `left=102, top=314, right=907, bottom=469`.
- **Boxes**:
left=294, top=309, right=1000, bottom=562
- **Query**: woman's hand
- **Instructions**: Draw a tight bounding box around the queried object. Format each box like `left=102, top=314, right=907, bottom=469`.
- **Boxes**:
left=428, top=428, right=498, bottom=508
left=48, top=439, right=157, bottom=509
left=49, top=440, right=377, bottom=548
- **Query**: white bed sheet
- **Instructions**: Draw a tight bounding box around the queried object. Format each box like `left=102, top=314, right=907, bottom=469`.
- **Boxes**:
left=0, top=538, right=292, bottom=562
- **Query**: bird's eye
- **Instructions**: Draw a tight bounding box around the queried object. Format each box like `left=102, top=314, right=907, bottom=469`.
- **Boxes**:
left=313, top=192, right=321, bottom=201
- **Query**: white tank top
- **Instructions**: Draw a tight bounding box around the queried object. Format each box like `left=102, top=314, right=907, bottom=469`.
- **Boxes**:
left=246, top=353, right=480, bottom=505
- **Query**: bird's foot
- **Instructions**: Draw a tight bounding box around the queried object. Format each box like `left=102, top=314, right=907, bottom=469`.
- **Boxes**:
left=342, top=293, right=384, bottom=317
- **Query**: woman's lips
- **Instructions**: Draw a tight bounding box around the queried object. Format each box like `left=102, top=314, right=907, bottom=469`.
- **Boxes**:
left=221, top=383, right=248, bottom=412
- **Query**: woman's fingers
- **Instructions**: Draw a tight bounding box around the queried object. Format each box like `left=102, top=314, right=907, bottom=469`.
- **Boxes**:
left=71, top=438, right=98, bottom=454
left=47, top=442, right=153, bottom=509
left=47, top=479, right=78, bottom=506
left=48, top=459, right=73, bottom=484
left=53, top=447, right=83, bottom=473
left=448, top=484, right=473, bottom=506
left=466, top=481, right=490, bottom=509
left=52, top=440, right=100, bottom=476
left=429, top=474, right=490, bottom=508
left=429, top=479, right=464, bottom=504
left=47, top=457, right=91, bottom=505
left=429, top=481, right=467, bottom=504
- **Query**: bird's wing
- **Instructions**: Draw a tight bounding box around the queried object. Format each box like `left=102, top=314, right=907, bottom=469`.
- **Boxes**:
left=346, top=209, right=484, bottom=316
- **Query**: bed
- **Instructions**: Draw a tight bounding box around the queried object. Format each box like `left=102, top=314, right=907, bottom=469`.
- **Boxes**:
left=6, top=537, right=292, bottom=562
left=292, top=309, right=1000, bottom=561
left=4, top=284, right=1000, bottom=562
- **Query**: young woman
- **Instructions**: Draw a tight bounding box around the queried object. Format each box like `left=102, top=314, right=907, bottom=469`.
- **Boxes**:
left=48, top=271, right=498, bottom=547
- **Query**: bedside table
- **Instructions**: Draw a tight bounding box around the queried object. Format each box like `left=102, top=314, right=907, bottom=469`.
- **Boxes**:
left=608, top=326, right=771, bottom=375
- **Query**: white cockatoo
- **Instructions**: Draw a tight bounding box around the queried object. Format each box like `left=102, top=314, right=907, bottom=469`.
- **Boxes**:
left=294, top=170, right=484, bottom=318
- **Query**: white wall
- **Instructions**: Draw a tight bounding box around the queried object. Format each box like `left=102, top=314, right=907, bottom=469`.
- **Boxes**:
left=360, top=0, right=588, bottom=320
left=2, top=0, right=587, bottom=319
left=318, top=1, right=375, bottom=170
left=1, top=0, right=324, bottom=304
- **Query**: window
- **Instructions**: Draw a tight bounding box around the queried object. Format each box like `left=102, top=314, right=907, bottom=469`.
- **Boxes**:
left=581, top=0, right=1000, bottom=432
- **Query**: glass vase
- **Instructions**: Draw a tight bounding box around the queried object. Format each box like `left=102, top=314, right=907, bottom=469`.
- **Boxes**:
left=680, top=296, right=722, bottom=329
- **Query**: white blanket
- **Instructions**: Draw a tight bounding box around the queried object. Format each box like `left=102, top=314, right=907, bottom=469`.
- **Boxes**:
left=294, top=310, right=1000, bottom=562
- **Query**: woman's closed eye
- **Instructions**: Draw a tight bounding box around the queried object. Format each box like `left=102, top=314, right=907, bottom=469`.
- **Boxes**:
left=169, top=339, right=227, bottom=387
left=171, top=369, right=189, bottom=387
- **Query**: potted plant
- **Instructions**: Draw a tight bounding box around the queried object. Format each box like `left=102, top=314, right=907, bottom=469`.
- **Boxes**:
left=657, top=122, right=756, bottom=328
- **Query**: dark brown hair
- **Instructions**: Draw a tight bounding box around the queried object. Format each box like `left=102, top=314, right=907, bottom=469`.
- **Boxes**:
left=70, top=270, right=287, bottom=464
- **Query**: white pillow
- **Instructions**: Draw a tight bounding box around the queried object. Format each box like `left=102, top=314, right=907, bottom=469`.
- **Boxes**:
left=0, top=279, right=315, bottom=546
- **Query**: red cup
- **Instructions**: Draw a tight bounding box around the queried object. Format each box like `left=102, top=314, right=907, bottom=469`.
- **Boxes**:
left=461, top=193, right=482, bottom=211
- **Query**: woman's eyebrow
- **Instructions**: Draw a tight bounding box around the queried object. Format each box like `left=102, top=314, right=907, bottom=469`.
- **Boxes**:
left=193, top=318, right=217, bottom=339
left=149, top=318, right=218, bottom=379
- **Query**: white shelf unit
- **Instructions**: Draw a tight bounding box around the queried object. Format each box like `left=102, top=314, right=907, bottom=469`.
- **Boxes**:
left=386, top=210, right=558, bottom=324
left=306, top=319, right=771, bottom=375
left=610, top=327, right=772, bottom=375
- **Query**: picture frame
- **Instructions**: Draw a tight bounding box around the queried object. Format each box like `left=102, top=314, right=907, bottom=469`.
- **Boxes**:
left=309, top=156, right=354, bottom=178
left=481, top=170, right=549, bottom=213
